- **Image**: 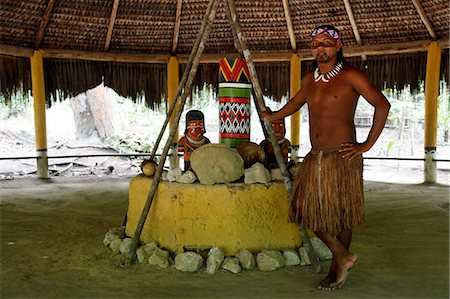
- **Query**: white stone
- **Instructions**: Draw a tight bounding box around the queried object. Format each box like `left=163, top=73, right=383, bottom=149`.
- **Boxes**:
left=177, top=170, right=197, bottom=184
left=298, top=246, right=311, bottom=266
left=311, top=237, right=333, bottom=260
left=148, top=248, right=170, bottom=269
left=167, top=167, right=182, bottom=182
left=161, top=170, right=168, bottom=181
left=270, top=168, right=284, bottom=181
left=109, top=239, right=122, bottom=253
left=190, top=143, right=244, bottom=185
left=175, top=252, right=203, bottom=272
left=244, top=162, right=271, bottom=184
left=206, top=247, right=225, bottom=274
left=256, top=250, right=285, bottom=271
left=119, top=238, right=133, bottom=255
left=222, top=257, right=241, bottom=274
left=236, top=249, right=256, bottom=270
left=103, top=227, right=125, bottom=246
left=283, top=249, right=300, bottom=266
left=136, top=242, right=158, bottom=264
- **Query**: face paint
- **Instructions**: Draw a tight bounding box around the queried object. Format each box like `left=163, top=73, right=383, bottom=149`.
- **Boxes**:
left=187, top=120, right=205, bottom=140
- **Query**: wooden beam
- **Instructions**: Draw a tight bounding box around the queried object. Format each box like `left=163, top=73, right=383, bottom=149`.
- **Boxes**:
left=42, top=48, right=170, bottom=63
left=281, top=0, right=297, bottom=52
left=172, top=0, right=183, bottom=53
left=343, top=0, right=362, bottom=45
left=410, top=0, right=437, bottom=39
left=1, top=38, right=448, bottom=63
left=104, top=0, right=120, bottom=51
left=35, top=0, right=57, bottom=48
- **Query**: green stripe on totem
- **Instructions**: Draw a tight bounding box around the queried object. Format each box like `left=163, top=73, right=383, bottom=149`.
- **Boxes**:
left=219, top=87, right=252, bottom=98
left=219, top=137, right=250, bottom=148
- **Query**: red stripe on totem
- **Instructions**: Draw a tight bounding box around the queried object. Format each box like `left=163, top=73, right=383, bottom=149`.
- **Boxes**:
left=219, top=97, right=250, bottom=103
left=220, top=133, right=250, bottom=139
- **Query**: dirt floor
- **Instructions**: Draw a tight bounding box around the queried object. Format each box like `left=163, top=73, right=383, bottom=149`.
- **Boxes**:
left=0, top=175, right=448, bottom=299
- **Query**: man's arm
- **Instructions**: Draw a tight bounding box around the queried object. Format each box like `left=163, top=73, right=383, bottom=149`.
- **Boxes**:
left=261, top=74, right=311, bottom=122
left=340, top=68, right=391, bottom=160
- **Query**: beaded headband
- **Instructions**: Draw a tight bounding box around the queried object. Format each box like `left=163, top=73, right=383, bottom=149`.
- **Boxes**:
left=311, top=25, right=341, bottom=40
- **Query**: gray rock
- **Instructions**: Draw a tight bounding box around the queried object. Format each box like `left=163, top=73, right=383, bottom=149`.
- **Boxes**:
left=167, top=167, right=182, bottom=182
left=190, top=144, right=244, bottom=185
left=148, top=248, right=170, bottom=269
left=206, top=247, right=225, bottom=274
left=244, top=162, right=271, bottom=184
left=256, top=250, right=285, bottom=271
left=103, top=227, right=125, bottom=246
left=270, top=168, right=284, bottom=181
left=311, top=237, right=333, bottom=260
left=136, top=242, right=158, bottom=264
left=177, top=170, right=197, bottom=184
left=236, top=249, right=256, bottom=270
left=298, top=246, right=311, bottom=266
left=175, top=252, right=203, bottom=272
left=283, top=249, right=300, bottom=266
left=109, top=239, right=122, bottom=253
left=222, top=257, right=241, bottom=274
left=119, top=238, right=133, bottom=255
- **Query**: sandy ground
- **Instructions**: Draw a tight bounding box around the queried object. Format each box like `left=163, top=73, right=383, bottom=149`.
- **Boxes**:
left=0, top=175, right=448, bottom=299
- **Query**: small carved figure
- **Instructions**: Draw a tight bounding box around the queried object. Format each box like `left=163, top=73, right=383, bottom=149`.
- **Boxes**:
left=260, top=117, right=291, bottom=169
left=178, top=110, right=210, bottom=171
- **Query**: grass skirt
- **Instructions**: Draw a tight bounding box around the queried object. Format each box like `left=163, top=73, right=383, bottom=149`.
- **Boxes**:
left=290, top=149, right=364, bottom=236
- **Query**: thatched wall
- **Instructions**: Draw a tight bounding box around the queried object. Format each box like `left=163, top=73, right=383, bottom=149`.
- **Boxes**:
left=1, top=50, right=448, bottom=107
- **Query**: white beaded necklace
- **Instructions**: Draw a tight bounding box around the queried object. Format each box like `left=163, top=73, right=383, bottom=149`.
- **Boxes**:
left=314, top=61, right=344, bottom=83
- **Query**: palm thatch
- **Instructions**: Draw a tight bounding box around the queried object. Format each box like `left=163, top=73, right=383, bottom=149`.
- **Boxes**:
left=0, top=0, right=448, bottom=106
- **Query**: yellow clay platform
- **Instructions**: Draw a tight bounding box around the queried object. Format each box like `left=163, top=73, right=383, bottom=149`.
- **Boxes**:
left=126, top=175, right=302, bottom=256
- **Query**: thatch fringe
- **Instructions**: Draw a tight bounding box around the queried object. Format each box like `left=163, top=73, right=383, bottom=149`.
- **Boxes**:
left=1, top=51, right=448, bottom=107
left=44, top=59, right=103, bottom=106
left=0, top=56, right=31, bottom=104
left=104, top=62, right=167, bottom=110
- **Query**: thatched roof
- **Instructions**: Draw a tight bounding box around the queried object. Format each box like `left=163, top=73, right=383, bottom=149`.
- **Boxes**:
left=0, top=0, right=449, bottom=106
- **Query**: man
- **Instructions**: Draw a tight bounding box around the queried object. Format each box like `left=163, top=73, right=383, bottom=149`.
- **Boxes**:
left=261, top=25, right=390, bottom=290
left=178, top=110, right=210, bottom=171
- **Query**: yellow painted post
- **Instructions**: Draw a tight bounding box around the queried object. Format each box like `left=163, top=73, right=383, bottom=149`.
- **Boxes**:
left=424, top=41, right=441, bottom=183
left=30, top=50, right=49, bottom=179
left=167, top=56, right=180, bottom=169
left=290, top=54, right=301, bottom=162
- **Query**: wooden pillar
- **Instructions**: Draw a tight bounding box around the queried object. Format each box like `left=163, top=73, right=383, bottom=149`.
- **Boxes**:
left=290, top=54, right=301, bottom=162
left=423, top=41, right=441, bottom=183
left=167, top=56, right=180, bottom=169
left=30, top=50, right=49, bottom=179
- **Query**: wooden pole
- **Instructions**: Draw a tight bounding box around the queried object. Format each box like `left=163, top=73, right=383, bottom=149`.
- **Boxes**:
left=148, top=0, right=217, bottom=162
left=424, top=41, right=441, bottom=183
left=30, top=50, right=49, bottom=179
left=167, top=56, right=180, bottom=169
left=225, top=0, right=320, bottom=273
left=290, top=54, right=301, bottom=163
left=124, top=0, right=218, bottom=266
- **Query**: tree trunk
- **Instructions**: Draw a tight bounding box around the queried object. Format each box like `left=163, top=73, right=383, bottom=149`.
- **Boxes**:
left=69, top=92, right=96, bottom=139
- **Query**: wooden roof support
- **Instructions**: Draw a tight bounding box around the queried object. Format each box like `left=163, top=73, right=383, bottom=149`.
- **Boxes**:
left=282, top=0, right=297, bottom=52
left=343, top=0, right=366, bottom=60
left=410, top=0, right=437, bottom=40
left=35, top=0, right=56, bottom=48
left=104, top=0, right=120, bottom=51
left=1, top=39, right=448, bottom=63
left=343, top=0, right=362, bottom=45
left=172, top=0, right=183, bottom=53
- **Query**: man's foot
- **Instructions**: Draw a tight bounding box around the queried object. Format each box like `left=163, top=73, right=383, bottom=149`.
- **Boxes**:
left=322, top=254, right=358, bottom=291
left=316, top=260, right=336, bottom=290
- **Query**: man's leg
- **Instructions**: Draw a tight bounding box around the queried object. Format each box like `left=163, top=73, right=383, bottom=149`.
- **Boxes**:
left=317, top=229, right=353, bottom=289
left=315, top=230, right=357, bottom=290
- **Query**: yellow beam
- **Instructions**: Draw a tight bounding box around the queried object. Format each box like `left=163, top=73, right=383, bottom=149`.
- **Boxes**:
left=289, top=54, right=301, bottom=162
left=30, top=50, right=49, bottom=178
left=423, top=41, right=441, bottom=183
left=167, top=56, right=180, bottom=143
